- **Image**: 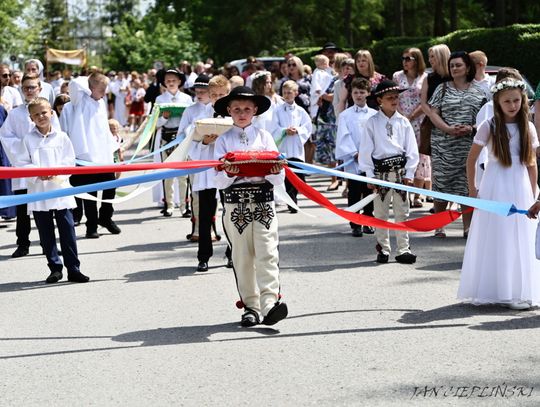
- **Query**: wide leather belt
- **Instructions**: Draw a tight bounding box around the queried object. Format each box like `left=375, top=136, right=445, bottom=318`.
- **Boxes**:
left=224, top=183, right=274, bottom=204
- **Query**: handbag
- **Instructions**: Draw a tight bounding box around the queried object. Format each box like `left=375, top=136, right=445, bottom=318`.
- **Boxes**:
left=418, top=82, right=448, bottom=156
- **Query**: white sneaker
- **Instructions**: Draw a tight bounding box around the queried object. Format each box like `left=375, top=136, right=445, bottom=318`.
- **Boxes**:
left=505, top=301, right=531, bottom=310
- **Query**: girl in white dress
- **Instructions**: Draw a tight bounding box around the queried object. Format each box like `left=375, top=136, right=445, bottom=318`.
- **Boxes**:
left=458, top=78, right=540, bottom=310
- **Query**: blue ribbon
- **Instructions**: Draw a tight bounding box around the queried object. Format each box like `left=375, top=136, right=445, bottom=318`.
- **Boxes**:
left=291, top=161, right=526, bottom=217
left=0, top=167, right=210, bottom=209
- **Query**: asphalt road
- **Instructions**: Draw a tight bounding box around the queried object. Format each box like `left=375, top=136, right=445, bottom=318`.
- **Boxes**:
left=1, top=168, right=539, bottom=406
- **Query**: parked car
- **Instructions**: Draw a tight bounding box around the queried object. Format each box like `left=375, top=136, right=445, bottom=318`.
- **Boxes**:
left=227, top=57, right=285, bottom=74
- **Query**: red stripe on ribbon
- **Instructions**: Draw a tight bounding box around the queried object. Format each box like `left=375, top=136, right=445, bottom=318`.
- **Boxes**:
left=285, top=167, right=466, bottom=232
left=0, top=160, right=222, bottom=179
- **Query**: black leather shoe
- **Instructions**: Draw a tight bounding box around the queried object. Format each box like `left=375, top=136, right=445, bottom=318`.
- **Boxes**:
left=226, top=258, right=234, bottom=268
left=352, top=227, right=363, bottom=237
left=182, top=209, right=192, bottom=218
left=241, top=308, right=260, bottom=327
left=85, top=231, right=100, bottom=239
left=46, top=271, right=63, bottom=284
left=98, top=219, right=121, bottom=234
left=262, top=302, right=288, bottom=325
left=11, top=246, right=29, bottom=258
left=395, top=252, right=417, bottom=264
left=196, top=261, right=208, bottom=272
left=362, top=225, right=375, bottom=234
left=67, top=271, right=90, bottom=282
left=376, top=253, right=389, bottom=264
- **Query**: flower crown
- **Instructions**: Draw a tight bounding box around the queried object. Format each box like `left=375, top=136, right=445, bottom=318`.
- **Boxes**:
left=491, top=79, right=526, bottom=94
left=252, top=71, right=270, bottom=80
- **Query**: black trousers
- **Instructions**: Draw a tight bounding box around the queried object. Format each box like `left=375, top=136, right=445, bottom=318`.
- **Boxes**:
left=347, top=175, right=374, bottom=229
left=14, top=189, right=31, bottom=248
left=285, top=157, right=305, bottom=205
left=33, top=209, right=80, bottom=273
left=218, top=190, right=232, bottom=261
left=197, top=188, right=218, bottom=262
left=70, top=172, right=116, bottom=234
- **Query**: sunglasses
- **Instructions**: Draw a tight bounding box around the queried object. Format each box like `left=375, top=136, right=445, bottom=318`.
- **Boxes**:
left=287, top=63, right=296, bottom=67
left=401, top=56, right=415, bottom=62
left=1, top=73, right=11, bottom=78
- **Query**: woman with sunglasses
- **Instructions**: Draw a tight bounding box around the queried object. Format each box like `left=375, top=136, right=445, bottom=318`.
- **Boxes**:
left=427, top=50, right=487, bottom=238
left=393, top=48, right=429, bottom=208
left=0, top=64, right=23, bottom=111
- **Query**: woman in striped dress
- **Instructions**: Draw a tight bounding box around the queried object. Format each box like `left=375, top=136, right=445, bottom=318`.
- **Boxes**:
left=428, top=51, right=487, bottom=238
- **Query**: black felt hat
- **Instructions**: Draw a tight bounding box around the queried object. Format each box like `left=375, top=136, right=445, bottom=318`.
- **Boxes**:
left=317, top=42, right=343, bottom=53
left=191, top=74, right=210, bottom=89
left=164, top=68, right=186, bottom=87
left=213, top=86, right=271, bottom=117
left=373, top=80, right=406, bottom=97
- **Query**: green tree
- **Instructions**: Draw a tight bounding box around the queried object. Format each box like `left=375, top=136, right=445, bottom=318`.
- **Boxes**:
left=104, top=16, right=201, bottom=71
left=0, top=0, right=27, bottom=57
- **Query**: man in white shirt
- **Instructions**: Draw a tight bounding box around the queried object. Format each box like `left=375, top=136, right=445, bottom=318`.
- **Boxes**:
left=0, top=64, right=23, bottom=110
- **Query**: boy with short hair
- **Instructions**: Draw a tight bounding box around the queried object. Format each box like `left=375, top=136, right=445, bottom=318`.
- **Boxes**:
left=155, top=69, right=193, bottom=217
left=469, top=50, right=494, bottom=100
left=213, top=86, right=288, bottom=327
left=359, top=80, right=419, bottom=264
left=69, top=73, right=121, bottom=238
left=0, top=74, right=60, bottom=257
left=272, top=80, right=312, bottom=212
left=336, top=77, right=377, bottom=237
left=19, top=97, right=88, bottom=283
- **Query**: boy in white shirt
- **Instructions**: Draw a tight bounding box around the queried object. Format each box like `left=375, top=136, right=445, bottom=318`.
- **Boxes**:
left=19, top=98, right=88, bottom=283
left=336, top=78, right=377, bottom=237
left=213, top=86, right=288, bottom=327
left=359, top=80, right=419, bottom=264
left=155, top=69, right=193, bottom=217
left=272, top=80, right=312, bottom=212
left=310, top=54, right=333, bottom=118
left=0, top=74, right=61, bottom=257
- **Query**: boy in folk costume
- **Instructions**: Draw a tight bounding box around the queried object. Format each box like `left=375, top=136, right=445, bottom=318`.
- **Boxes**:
left=359, top=80, right=419, bottom=264
left=271, top=80, right=312, bottom=213
left=336, top=78, right=377, bottom=237
left=155, top=69, right=193, bottom=217
left=18, top=98, right=88, bottom=284
left=0, top=74, right=61, bottom=257
left=214, top=86, right=288, bottom=327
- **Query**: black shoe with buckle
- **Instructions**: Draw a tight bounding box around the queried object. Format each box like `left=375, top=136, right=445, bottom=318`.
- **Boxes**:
left=395, top=252, right=417, bottom=264
left=46, top=271, right=63, bottom=284
left=12, top=246, right=29, bottom=258
left=196, top=261, right=208, bottom=272
left=352, top=227, right=363, bottom=237
left=240, top=308, right=260, bottom=327
left=98, top=219, right=121, bottom=234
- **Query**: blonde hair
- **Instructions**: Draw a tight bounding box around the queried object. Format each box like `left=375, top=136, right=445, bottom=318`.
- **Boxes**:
left=469, top=50, right=488, bottom=66
left=88, top=73, right=109, bottom=89
left=28, top=97, right=51, bottom=113
left=287, top=56, right=304, bottom=79
left=208, top=74, right=230, bottom=90
left=428, top=44, right=451, bottom=77
left=333, top=53, right=349, bottom=73
left=282, top=80, right=299, bottom=92
left=314, top=54, right=329, bottom=67
left=228, top=75, right=244, bottom=89
left=490, top=86, right=534, bottom=167
left=354, top=50, right=375, bottom=78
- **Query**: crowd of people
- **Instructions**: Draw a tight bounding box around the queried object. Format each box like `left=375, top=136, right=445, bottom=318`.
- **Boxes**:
left=1, top=41, right=540, bottom=326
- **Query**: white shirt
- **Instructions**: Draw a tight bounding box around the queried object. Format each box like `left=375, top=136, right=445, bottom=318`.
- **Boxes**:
left=177, top=101, right=210, bottom=139
left=359, top=110, right=419, bottom=179
left=1, top=86, right=23, bottom=110
left=473, top=74, right=495, bottom=101
left=253, top=95, right=283, bottom=134
left=0, top=103, right=61, bottom=190
left=69, top=92, right=117, bottom=164
left=156, top=90, right=193, bottom=129
left=214, top=124, right=285, bottom=190
left=310, top=67, right=333, bottom=118
left=271, top=101, right=312, bottom=160
left=59, top=102, right=74, bottom=133
left=17, top=127, right=76, bottom=212
left=336, top=104, right=377, bottom=174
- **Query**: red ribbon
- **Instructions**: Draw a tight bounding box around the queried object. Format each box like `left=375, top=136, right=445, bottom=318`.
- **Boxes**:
left=284, top=167, right=465, bottom=232
left=0, top=160, right=222, bottom=179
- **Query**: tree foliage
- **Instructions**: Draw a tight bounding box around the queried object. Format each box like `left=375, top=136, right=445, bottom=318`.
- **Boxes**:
left=103, top=16, right=201, bottom=72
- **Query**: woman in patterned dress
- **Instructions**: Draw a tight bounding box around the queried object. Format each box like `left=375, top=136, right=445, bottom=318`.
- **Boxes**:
left=428, top=51, right=487, bottom=238
left=393, top=47, right=429, bottom=208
